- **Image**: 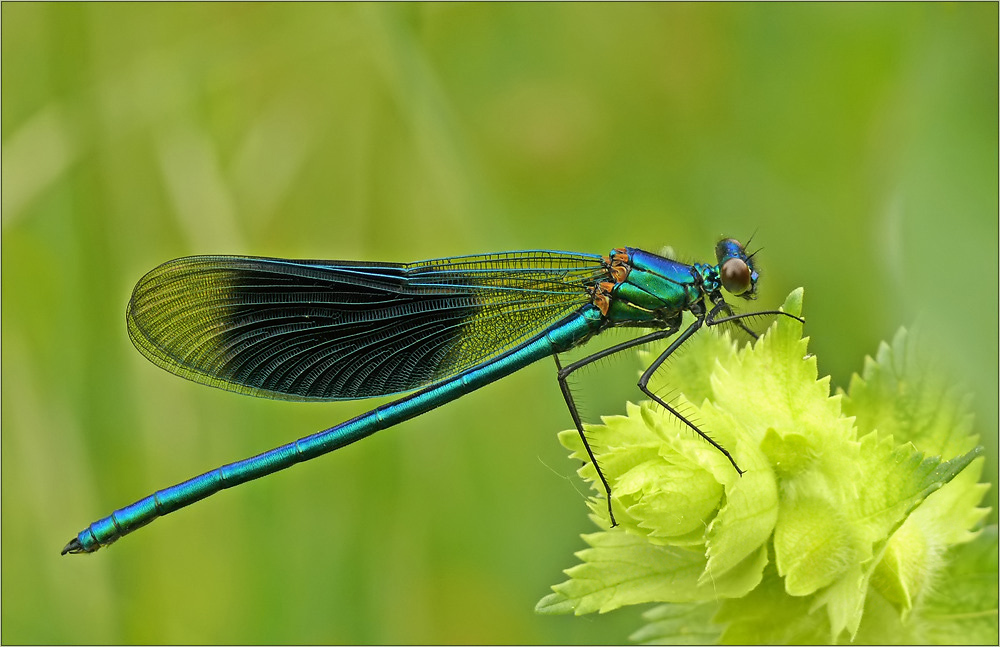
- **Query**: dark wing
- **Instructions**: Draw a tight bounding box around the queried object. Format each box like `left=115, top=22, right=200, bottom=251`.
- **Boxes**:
left=126, top=251, right=606, bottom=400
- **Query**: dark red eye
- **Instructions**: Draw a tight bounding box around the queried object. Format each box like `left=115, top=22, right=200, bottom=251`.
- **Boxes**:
left=720, top=258, right=751, bottom=295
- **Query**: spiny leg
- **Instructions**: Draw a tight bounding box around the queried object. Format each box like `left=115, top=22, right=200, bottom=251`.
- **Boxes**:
left=706, top=297, right=805, bottom=329
left=636, top=301, right=805, bottom=473
left=554, top=328, right=679, bottom=527
left=636, top=315, right=746, bottom=475
left=711, top=300, right=759, bottom=339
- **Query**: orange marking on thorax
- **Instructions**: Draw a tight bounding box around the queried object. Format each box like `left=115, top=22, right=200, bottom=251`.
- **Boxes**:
left=608, top=248, right=630, bottom=284
left=592, top=249, right=632, bottom=317
left=589, top=280, right=618, bottom=317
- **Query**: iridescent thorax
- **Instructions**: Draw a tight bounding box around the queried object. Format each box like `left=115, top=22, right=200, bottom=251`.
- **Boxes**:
left=590, top=239, right=758, bottom=327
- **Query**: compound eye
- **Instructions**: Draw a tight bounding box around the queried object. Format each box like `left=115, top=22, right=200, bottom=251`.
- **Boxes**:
left=720, top=258, right=751, bottom=295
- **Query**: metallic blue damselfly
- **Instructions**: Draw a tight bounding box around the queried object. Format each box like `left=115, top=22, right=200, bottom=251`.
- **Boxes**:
left=63, top=238, right=801, bottom=554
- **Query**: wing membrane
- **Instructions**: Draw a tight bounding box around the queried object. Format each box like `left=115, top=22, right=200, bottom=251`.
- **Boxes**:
left=127, top=251, right=606, bottom=400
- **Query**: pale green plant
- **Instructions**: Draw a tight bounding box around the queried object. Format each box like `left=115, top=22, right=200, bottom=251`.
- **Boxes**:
left=538, top=289, right=994, bottom=644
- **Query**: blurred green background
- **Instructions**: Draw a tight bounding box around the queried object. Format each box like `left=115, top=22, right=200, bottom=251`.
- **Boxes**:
left=2, top=3, right=996, bottom=644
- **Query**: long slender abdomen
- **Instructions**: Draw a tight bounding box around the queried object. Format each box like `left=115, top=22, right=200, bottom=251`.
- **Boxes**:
left=64, top=307, right=602, bottom=554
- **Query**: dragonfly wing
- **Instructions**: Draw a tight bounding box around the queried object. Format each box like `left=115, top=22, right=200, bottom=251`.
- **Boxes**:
left=127, top=251, right=606, bottom=400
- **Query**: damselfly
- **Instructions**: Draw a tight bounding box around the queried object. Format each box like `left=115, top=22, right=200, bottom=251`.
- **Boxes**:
left=63, top=238, right=801, bottom=554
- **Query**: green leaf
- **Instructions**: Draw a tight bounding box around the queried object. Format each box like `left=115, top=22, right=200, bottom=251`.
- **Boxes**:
left=851, top=526, right=999, bottom=645
left=629, top=603, right=723, bottom=645
left=535, top=531, right=767, bottom=615
left=715, top=566, right=832, bottom=644
left=696, top=406, right=778, bottom=583
left=916, top=525, right=999, bottom=645
left=808, top=434, right=983, bottom=640
left=557, top=402, right=727, bottom=539
left=836, top=325, right=992, bottom=636
left=841, top=328, right=979, bottom=457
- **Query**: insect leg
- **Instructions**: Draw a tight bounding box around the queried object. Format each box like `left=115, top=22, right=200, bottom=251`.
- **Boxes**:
left=554, top=328, right=679, bottom=526
left=706, top=299, right=805, bottom=329
left=636, top=315, right=746, bottom=475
